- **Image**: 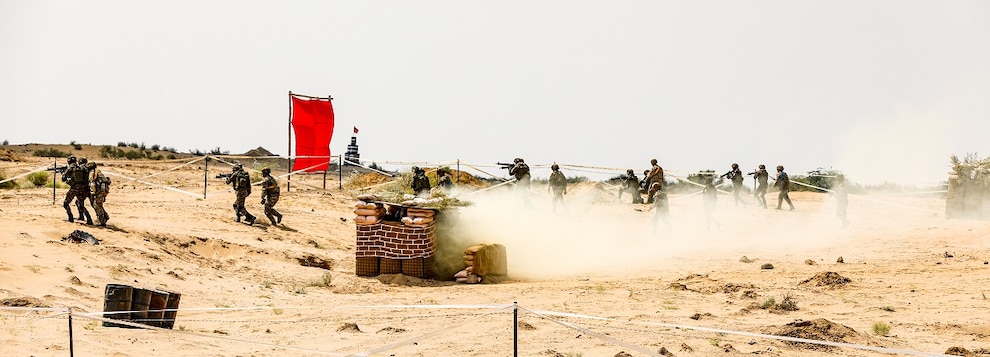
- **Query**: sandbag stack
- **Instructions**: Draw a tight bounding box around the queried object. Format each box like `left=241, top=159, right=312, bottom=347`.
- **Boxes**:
left=401, top=207, right=435, bottom=227
left=454, top=244, right=507, bottom=284
left=354, top=201, right=385, bottom=225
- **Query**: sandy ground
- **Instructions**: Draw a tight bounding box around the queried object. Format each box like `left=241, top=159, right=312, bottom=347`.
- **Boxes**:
left=2, top=155, right=990, bottom=357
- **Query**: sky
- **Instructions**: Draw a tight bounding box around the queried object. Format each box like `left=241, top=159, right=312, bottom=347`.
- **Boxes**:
left=2, top=1, right=989, bottom=186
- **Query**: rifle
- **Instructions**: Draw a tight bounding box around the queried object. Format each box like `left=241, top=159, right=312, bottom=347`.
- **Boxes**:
left=215, top=173, right=233, bottom=179
left=496, top=162, right=514, bottom=170
left=47, top=165, right=70, bottom=174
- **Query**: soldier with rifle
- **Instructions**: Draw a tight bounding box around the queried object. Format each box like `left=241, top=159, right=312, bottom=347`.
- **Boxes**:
left=60, top=156, right=93, bottom=225
left=499, top=158, right=531, bottom=207
left=86, top=161, right=112, bottom=226
left=260, top=168, right=283, bottom=225
left=720, top=163, right=747, bottom=207
left=618, top=169, right=643, bottom=204
left=225, top=164, right=256, bottom=225
left=747, top=164, right=769, bottom=208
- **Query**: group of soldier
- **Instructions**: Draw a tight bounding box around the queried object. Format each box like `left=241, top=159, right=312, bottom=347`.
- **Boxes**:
left=223, top=164, right=283, bottom=226
left=409, top=166, right=454, bottom=197
left=60, top=156, right=111, bottom=226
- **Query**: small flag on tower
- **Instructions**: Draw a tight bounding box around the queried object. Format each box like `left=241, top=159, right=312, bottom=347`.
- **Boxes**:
left=353, top=126, right=359, bottom=134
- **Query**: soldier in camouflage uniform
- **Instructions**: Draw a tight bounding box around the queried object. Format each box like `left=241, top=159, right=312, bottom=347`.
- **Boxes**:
left=61, top=156, right=93, bottom=225
left=508, top=158, right=532, bottom=207
left=618, top=169, right=643, bottom=204
left=226, top=164, right=256, bottom=225
left=752, top=164, right=769, bottom=208
left=645, top=159, right=664, bottom=204
left=774, top=165, right=795, bottom=211
left=547, top=163, right=568, bottom=213
left=260, top=168, right=283, bottom=225
left=87, top=161, right=112, bottom=226
left=410, top=166, right=432, bottom=197
left=436, top=168, right=453, bottom=192
left=720, top=163, right=748, bottom=207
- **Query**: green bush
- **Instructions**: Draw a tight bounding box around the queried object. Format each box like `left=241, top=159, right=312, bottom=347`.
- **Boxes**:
left=33, top=148, right=71, bottom=158
left=2, top=139, right=8, bottom=145
left=117, top=142, right=127, bottom=147
left=150, top=144, right=160, bottom=151
left=0, top=171, right=16, bottom=189
left=27, top=171, right=50, bottom=187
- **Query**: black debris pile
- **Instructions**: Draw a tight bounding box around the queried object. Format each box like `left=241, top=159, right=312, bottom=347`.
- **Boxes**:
left=63, top=230, right=100, bottom=245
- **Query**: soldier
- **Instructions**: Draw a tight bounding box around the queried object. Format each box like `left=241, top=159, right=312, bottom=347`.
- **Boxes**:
left=260, top=168, right=283, bottom=225
left=833, top=174, right=849, bottom=227
left=436, top=168, right=453, bottom=192
left=410, top=166, right=431, bottom=197
left=226, top=164, right=256, bottom=225
left=645, top=159, right=664, bottom=203
left=61, top=156, right=93, bottom=225
left=720, top=163, right=747, bottom=207
left=508, top=158, right=532, bottom=207
left=618, top=169, right=643, bottom=204
left=547, top=163, right=568, bottom=213
left=774, top=165, right=795, bottom=211
left=87, top=161, right=112, bottom=227
left=647, top=182, right=671, bottom=234
left=702, top=175, right=721, bottom=231
left=748, top=164, right=769, bottom=208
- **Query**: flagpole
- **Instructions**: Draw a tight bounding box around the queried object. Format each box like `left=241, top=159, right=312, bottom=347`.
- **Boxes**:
left=287, top=91, right=293, bottom=192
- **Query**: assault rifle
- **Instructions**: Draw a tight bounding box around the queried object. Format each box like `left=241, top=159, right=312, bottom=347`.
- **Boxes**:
left=47, top=165, right=69, bottom=174
left=497, top=162, right=514, bottom=170
left=215, top=173, right=233, bottom=179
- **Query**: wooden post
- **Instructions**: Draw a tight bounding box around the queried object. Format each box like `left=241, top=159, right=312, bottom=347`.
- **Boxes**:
left=203, top=156, right=208, bottom=199
left=338, top=155, right=343, bottom=190
left=287, top=91, right=293, bottom=193
left=52, top=159, right=57, bottom=205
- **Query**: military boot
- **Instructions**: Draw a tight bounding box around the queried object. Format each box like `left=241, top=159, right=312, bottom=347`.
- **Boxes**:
left=266, top=214, right=277, bottom=225
left=276, top=213, right=283, bottom=224
left=246, top=215, right=256, bottom=226
left=66, top=211, right=74, bottom=223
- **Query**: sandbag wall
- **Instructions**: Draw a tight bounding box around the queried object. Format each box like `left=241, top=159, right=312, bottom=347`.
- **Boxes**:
left=454, top=244, right=508, bottom=284
left=355, top=201, right=438, bottom=278
left=103, top=284, right=181, bottom=329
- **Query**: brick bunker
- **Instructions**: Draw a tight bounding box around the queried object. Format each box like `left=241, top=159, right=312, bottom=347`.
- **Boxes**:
left=354, top=201, right=439, bottom=278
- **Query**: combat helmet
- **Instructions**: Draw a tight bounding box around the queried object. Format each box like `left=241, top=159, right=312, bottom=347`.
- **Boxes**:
left=731, top=163, right=738, bottom=169
left=551, top=164, right=559, bottom=171
left=261, top=168, right=271, bottom=175
left=79, top=158, right=88, bottom=166
left=626, top=169, right=634, bottom=175
left=776, top=165, right=784, bottom=171
left=759, top=164, right=765, bottom=169
left=67, top=156, right=77, bottom=164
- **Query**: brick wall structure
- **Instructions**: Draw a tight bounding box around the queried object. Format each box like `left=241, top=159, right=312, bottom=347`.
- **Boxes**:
left=354, top=203, right=439, bottom=278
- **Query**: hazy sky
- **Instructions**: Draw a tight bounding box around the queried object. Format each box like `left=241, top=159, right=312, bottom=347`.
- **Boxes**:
left=2, top=1, right=988, bottom=185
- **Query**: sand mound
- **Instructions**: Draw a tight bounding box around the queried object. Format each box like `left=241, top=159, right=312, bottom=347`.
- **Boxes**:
left=800, top=271, right=852, bottom=287
left=764, top=318, right=873, bottom=352
left=1, top=296, right=50, bottom=308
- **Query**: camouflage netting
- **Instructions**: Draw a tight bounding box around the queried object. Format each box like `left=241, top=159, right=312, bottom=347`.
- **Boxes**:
left=947, top=154, right=990, bottom=219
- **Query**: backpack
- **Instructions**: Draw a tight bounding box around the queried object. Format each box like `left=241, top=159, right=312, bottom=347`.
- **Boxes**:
left=71, top=167, right=89, bottom=184
left=236, top=172, right=250, bottom=189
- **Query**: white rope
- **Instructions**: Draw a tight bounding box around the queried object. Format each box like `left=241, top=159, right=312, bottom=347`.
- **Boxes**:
left=102, top=171, right=202, bottom=198
left=137, top=156, right=206, bottom=180
left=0, top=163, right=52, bottom=184
left=519, top=306, right=662, bottom=356
left=349, top=305, right=515, bottom=357
left=530, top=309, right=952, bottom=357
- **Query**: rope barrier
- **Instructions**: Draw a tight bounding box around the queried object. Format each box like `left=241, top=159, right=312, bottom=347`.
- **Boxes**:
left=137, top=156, right=206, bottom=180
left=519, top=306, right=662, bottom=356
left=529, top=309, right=953, bottom=357
left=349, top=305, right=515, bottom=357
left=0, top=163, right=52, bottom=184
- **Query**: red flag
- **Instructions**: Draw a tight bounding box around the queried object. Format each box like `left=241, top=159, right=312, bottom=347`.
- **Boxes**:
left=353, top=126, right=359, bottom=134
left=291, top=96, right=334, bottom=172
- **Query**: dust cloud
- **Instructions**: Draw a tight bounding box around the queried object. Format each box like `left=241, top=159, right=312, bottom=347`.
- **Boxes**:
left=442, top=181, right=881, bottom=280
left=834, top=110, right=951, bottom=187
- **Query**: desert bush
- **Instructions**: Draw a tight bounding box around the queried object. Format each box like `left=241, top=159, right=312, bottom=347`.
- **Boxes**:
left=117, top=142, right=127, bottom=147
left=27, top=171, right=50, bottom=187
left=150, top=144, right=160, bottom=151
left=167, top=154, right=177, bottom=160
left=209, top=147, right=229, bottom=155
left=124, top=151, right=145, bottom=160
left=139, top=142, right=146, bottom=150
left=2, top=139, right=8, bottom=145
left=128, top=142, right=139, bottom=148
left=71, top=141, right=82, bottom=150
left=872, top=321, right=891, bottom=336
left=0, top=171, right=16, bottom=189
left=33, top=148, right=72, bottom=158
left=881, top=306, right=895, bottom=312
left=153, top=154, right=164, bottom=160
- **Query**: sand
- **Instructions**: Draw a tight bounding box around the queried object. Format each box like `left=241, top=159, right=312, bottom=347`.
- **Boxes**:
left=2, top=153, right=989, bottom=356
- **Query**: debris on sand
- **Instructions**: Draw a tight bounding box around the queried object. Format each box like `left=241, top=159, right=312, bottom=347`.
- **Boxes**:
left=800, top=272, right=852, bottom=287
left=804, top=259, right=817, bottom=265
left=763, top=318, right=872, bottom=352
left=63, top=230, right=99, bottom=245
left=336, top=322, right=361, bottom=333
left=740, top=256, right=755, bottom=263
left=836, top=256, right=844, bottom=263
left=376, top=326, right=406, bottom=334
left=517, top=321, right=537, bottom=330
left=944, top=346, right=974, bottom=356
left=761, top=263, right=774, bottom=270
left=1, top=296, right=50, bottom=308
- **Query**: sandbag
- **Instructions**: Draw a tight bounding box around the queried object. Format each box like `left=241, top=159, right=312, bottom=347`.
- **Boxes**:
left=411, top=217, right=433, bottom=225
left=354, top=208, right=381, bottom=217
left=406, top=208, right=436, bottom=216
left=355, top=215, right=378, bottom=225
left=356, top=194, right=380, bottom=201
left=401, top=217, right=413, bottom=225
left=354, top=216, right=365, bottom=224
left=464, top=245, right=486, bottom=255
left=406, top=211, right=435, bottom=218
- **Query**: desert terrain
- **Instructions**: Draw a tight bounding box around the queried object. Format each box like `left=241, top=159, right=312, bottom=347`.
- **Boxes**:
left=1, top=146, right=989, bottom=357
